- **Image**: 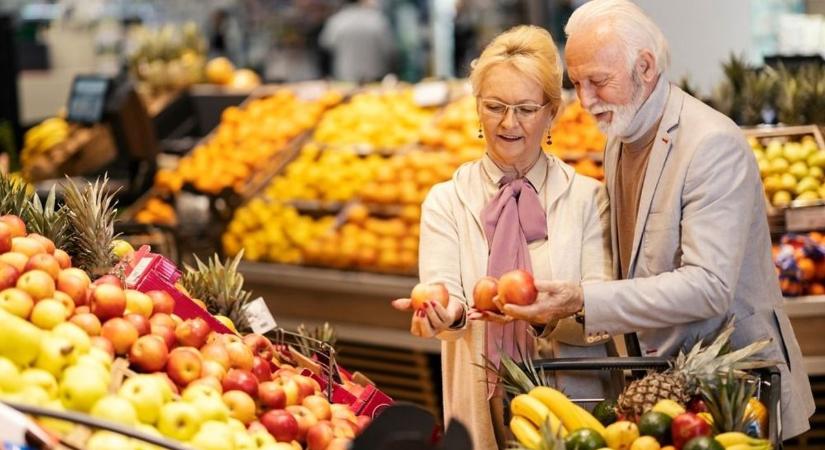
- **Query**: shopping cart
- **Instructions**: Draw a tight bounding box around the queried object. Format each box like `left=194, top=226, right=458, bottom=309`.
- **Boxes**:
left=524, top=357, right=782, bottom=450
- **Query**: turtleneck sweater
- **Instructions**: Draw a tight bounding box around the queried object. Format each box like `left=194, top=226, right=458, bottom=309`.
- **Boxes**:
left=616, top=75, right=670, bottom=278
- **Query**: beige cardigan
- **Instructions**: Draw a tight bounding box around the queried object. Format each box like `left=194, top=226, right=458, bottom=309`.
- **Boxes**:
left=419, top=153, right=614, bottom=449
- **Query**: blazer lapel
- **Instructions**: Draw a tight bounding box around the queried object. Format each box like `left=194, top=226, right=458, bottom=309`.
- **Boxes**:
left=627, top=87, right=685, bottom=277
left=603, top=140, right=621, bottom=278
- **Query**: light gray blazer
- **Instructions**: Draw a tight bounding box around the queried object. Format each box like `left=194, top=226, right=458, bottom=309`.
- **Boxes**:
left=582, top=85, right=815, bottom=439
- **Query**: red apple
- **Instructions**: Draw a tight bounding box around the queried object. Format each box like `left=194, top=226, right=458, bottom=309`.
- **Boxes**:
left=260, top=409, right=300, bottom=443
left=303, top=395, right=332, bottom=421
left=327, top=437, right=351, bottom=450
left=0, top=215, right=26, bottom=237
left=222, top=390, right=257, bottom=425
left=306, top=421, right=334, bottom=450
left=91, top=284, right=126, bottom=320
left=287, top=405, right=318, bottom=441
left=222, top=369, right=258, bottom=398
left=151, top=324, right=176, bottom=352
left=672, top=413, right=712, bottom=449
left=57, top=268, right=90, bottom=306
left=258, top=381, right=287, bottom=409
left=70, top=312, right=102, bottom=336
left=52, top=291, right=75, bottom=317
left=409, top=282, right=449, bottom=310
left=93, top=274, right=122, bottom=288
left=74, top=305, right=90, bottom=314
left=11, top=237, right=46, bottom=257
left=53, top=249, right=71, bottom=269
left=293, top=375, right=319, bottom=399
left=0, top=252, right=27, bottom=273
left=170, top=314, right=183, bottom=326
left=27, top=234, right=55, bottom=255
left=251, top=356, right=273, bottom=383
left=473, top=276, right=499, bottom=311
left=101, top=317, right=139, bottom=355
left=175, top=317, right=211, bottom=348
left=331, top=418, right=358, bottom=439
left=243, top=333, right=274, bottom=360
left=355, top=415, right=371, bottom=432
left=498, top=270, right=537, bottom=306
left=146, top=290, right=174, bottom=315
left=0, top=222, right=11, bottom=253
left=200, top=342, right=231, bottom=369
left=272, top=376, right=301, bottom=406
left=226, top=340, right=254, bottom=371
left=149, top=313, right=176, bottom=329
left=125, top=313, right=151, bottom=336
left=201, top=359, right=227, bottom=380
left=0, top=287, right=33, bottom=318
left=16, top=269, right=55, bottom=302
left=167, top=347, right=203, bottom=387
left=330, top=404, right=357, bottom=422
left=0, top=262, right=20, bottom=290
left=91, top=336, right=115, bottom=357
left=129, top=334, right=169, bottom=372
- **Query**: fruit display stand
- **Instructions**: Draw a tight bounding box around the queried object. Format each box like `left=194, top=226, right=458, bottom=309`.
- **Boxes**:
left=21, top=123, right=118, bottom=183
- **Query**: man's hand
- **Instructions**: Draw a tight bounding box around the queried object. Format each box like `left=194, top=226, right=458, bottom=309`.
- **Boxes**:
left=500, top=280, right=584, bottom=325
left=392, top=297, right=465, bottom=338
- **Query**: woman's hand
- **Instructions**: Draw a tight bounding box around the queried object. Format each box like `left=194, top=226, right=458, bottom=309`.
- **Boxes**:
left=499, top=280, right=583, bottom=325
left=467, top=307, right=513, bottom=323
left=391, top=297, right=466, bottom=338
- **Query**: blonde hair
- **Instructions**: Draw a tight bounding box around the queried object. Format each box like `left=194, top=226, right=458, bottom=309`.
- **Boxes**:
left=469, top=25, right=563, bottom=117
left=565, top=0, right=670, bottom=74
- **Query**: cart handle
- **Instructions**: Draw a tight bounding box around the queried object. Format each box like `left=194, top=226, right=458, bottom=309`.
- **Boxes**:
left=529, top=356, right=673, bottom=372
left=1, top=400, right=191, bottom=450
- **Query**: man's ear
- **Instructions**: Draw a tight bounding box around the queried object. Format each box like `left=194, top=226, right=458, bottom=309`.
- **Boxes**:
left=636, top=50, right=657, bottom=83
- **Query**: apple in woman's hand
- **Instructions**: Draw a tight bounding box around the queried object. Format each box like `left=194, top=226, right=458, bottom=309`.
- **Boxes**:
left=409, top=283, right=449, bottom=310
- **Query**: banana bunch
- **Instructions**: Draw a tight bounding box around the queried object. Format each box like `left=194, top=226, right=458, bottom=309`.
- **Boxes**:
left=715, top=432, right=772, bottom=450
left=510, top=386, right=608, bottom=449
left=21, top=117, right=70, bottom=167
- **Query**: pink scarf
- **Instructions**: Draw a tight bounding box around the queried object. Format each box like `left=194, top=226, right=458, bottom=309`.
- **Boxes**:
left=480, top=176, right=546, bottom=396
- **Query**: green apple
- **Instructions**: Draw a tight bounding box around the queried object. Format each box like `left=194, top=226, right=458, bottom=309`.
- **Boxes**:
left=86, top=431, right=133, bottom=450
left=234, top=430, right=257, bottom=450
left=38, top=399, right=75, bottom=435
left=73, top=355, right=111, bottom=386
left=0, top=307, right=44, bottom=367
left=157, top=401, right=202, bottom=442
left=133, top=424, right=164, bottom=450
left=150, top=374, right=174, bottom=403
left=21, top=368, right=57, bottom=398
left=30, top=298, right=67, bottom=330
left=182, top=384, right=230, bottom=422
left=227, top=418, right=247, bottom=433
left=190, top=420, right=234, bottom=450
left=58, top=365, right=107, bottom=412
left=118, top=375, right=166, bottom=424
left=34, top=334, right=74, bottom=377
left=251, top=429, right=276, bottom=448
left=88, top=346, right=113, bottom=369
left=91, top=395, right=138, bottom=426
left=52, top=322, right=91, bottom=356
left=17, top=385, right=50, bottom=406
left=0, top=356, right=22, bottom=392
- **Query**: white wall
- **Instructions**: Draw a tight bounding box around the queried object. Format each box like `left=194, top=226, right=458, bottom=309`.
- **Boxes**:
left=634, top=0, right=753, bottom=97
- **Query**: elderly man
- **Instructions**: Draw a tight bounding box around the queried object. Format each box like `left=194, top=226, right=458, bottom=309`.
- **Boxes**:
left=501, top=0, right=814, bottom=438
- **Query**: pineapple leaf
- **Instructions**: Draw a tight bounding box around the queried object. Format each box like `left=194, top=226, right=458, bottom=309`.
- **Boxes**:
left=180, top=251, right=253, bottom=334
left=0, top=172, right=29, bottom=216
left=24, top=186, right=70, bottom=249
left=62, top=176, right=119, bottom=276
left=701, top=370, right=757, bottom=434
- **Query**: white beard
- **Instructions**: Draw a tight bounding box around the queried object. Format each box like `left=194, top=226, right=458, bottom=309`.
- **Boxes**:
left=588, top=76, right=646, bottom=138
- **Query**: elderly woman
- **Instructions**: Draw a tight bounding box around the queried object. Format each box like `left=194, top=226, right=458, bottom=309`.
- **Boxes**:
left=393, top=25, right=615, bottom=449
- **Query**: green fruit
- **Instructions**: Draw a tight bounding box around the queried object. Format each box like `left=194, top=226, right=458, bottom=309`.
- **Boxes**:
left=638, top=411, right=672, bottom=444
left=0, top=307, right=44, bottom=367
left=772, top=190, right=792, bottom=207
left=593, top=399, right=618, bottom=425
left=683, top=436, right=725, bottom=450
left=565, top=428, right=607, bottom=450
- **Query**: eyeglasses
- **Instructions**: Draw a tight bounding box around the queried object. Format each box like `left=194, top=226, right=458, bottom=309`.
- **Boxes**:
left=479, top=98, right=550, bottom=121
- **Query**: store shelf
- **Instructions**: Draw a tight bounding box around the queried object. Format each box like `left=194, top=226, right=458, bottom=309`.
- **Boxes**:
left=784, top=295, right=825, bottom=318
left=239, top=261, right=417, bottom=298
left=804, top=356, right=825, bottom=375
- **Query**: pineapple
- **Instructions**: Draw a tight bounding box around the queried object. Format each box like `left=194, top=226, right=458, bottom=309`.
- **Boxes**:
left=480, top=345, right=549, bottom=396
left=62, top=177, right=119, bottom=277
left=179, top=251, right=253, bottom=333
left=617, top=319, right=774, bottom=421
left=740, top=69, right=778, bottom=126
left=0, top=171, right=30, bottom=216
left=701, top=371, right=758, bottom=434
left=25, top=186, right=70, bottom=249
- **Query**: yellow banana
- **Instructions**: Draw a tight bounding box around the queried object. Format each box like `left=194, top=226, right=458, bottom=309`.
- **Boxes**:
left=724, top=444, right=772, bottom=450
left=510, top=415, right=542, bottom=450
left=715, top=432, right=768, bottom=448
left=511, top=394, right=567, bottom=437
left=529, top=386, right=606, bottom=436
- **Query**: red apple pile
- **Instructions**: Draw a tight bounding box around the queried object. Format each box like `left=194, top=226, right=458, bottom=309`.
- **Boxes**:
left=0, top=214, right=368, bottom=449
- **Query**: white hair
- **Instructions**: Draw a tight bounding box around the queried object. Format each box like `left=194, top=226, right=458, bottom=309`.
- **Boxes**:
left=565, top=0, right=670, bottom=74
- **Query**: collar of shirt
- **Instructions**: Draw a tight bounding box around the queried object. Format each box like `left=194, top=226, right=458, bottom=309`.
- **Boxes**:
left=480, top=151, right=549, bottom=193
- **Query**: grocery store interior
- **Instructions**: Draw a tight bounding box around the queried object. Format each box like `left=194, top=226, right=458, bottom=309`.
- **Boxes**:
left=1, top=0, right=825, bottom=449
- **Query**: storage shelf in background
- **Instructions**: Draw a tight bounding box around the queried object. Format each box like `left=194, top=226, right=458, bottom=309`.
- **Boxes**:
left=784, top=295, right=825, bottom=318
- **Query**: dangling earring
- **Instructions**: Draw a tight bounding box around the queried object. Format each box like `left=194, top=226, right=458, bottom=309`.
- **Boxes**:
left=478, top=127, right=483, bottom=139
left=545, top=132, right=552, bottom=146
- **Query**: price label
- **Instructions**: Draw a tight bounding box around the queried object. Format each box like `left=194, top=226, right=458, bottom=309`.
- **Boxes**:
left=785, top=205, right=825, bottom=232
left=243, top=297, right=278, bottom=334
left=413, top=81, right=449, bottom=107
left=125, top=256, right=152, bottom=288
